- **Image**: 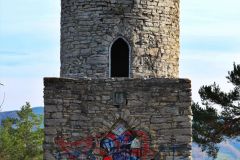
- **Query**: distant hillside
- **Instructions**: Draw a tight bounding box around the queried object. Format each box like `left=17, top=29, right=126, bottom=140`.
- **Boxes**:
left=0, top=110, right=18, bottom=124
left=31, top=106, right=44, bottom=115
left=0, top=107, right=44, bottom=124
left=0, top=107, right=239, bottom=159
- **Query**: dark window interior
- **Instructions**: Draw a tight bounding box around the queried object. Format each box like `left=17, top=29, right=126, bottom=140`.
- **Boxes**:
left=111, top=38, right=129, bottom=77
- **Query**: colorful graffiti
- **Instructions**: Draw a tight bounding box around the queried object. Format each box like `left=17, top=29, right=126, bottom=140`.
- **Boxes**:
left=100, top=128, right=152, bottom=159
left=54, top=123, right=155, bottom=160
left=54, top=134, right=97, bottom=159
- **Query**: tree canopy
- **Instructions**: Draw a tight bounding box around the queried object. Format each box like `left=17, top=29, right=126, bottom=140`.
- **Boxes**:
left=192, top=63, right=240, bottom=159
left=0, top=102, right=43, bottom=160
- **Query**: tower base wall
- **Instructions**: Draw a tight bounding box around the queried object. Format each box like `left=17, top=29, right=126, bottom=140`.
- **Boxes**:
left=44, top=78, right=192, bottom=160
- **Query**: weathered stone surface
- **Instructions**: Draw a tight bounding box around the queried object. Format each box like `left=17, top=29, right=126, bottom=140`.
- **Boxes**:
left=60, top=0, right=180, bottom=79
left=44, top=78, right=192, bottom=160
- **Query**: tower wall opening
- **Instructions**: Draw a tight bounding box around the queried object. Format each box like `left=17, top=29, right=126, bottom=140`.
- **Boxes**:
left=110, top=38, right=130, bottom=77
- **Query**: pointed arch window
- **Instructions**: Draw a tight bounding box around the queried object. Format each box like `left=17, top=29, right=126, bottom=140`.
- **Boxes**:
left=110, top=38, right=130, bottom=77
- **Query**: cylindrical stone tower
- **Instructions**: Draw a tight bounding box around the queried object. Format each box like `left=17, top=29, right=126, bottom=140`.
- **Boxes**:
left=44, top=1, right=192, bottom=159
left=60, top=0, right=179, bottom=78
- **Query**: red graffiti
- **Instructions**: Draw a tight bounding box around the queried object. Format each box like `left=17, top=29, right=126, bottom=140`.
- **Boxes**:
left=54, top=134, right=103, bottom=159
left=133, top=130, right=156, bottom=159
left=54, top=130, right=155, bottom=160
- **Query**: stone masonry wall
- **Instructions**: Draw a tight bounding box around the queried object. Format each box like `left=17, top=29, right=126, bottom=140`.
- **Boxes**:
left=60, top=0, right=180, bottom=78
left=44, top=78, right=192, bottom=160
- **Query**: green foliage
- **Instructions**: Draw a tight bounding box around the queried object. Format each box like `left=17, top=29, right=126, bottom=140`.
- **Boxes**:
left=192, top=63, right=240, bottom=159
left=0, top=102, right=43, bottom=160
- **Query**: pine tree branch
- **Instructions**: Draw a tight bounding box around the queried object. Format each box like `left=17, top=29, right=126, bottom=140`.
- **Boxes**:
left=193, top=63, right=240, bottom=159
left=214, top=117, right=240, bottom=136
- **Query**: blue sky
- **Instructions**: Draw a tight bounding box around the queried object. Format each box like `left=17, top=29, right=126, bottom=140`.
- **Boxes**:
left=0, top=0, right=240, bottom=111
left=180, top=0, right=240, bottom=103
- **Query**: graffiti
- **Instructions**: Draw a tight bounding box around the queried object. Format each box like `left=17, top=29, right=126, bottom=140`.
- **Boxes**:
left=54, top=123, right=155, bottom=160
left=99, top=129, right=155, bottom=160
left=54, top=134, right=98, bottom=160
left=101, top=131, right=139, bottom=159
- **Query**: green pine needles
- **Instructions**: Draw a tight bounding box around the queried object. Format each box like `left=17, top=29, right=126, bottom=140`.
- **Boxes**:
left=192, top=63, right=240, bottom=159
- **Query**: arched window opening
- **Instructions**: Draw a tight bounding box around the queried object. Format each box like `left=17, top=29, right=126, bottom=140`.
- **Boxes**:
left=110, top=38, right=130, bottom=77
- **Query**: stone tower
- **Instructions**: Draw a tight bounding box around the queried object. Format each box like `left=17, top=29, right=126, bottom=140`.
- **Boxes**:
left=44, top=0, right=192, bottom=160
left=60, top=0, right=179, bottom=79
